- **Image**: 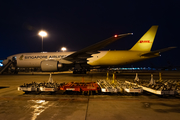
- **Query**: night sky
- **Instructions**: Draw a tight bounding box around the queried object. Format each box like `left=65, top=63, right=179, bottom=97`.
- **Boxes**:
left=0, top=0, right=180, bottom=67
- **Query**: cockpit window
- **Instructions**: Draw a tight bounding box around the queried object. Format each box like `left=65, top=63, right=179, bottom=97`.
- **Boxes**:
left=12, top=56, right=17, bottom=60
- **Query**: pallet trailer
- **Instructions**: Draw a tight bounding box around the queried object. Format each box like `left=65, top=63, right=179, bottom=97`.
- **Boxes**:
left=126, top=73, right=180, bottom=96
left=18, top=81, right=61, bottom=93
left=97, top=79, right=119, bottom=93
left=59, top=82, right=100, bottom=95
left=97, top=79, right=143, bottom=93
left=18, top=82, right=38, bottom=92
left=18, top=74, right=62, bottom=93
left=126, top=81, right=179, bottom=95
left=17, top=73, right=180, bottom=96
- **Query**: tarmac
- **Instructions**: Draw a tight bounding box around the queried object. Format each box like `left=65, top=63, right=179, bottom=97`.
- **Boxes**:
left=0, top=71, right=180, bottom=120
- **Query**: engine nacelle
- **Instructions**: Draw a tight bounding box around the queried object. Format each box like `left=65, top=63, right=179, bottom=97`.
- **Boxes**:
left=41, top=60, right=63, bottom=72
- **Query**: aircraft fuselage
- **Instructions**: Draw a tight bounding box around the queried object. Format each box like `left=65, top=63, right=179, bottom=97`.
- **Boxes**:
left=3, top=50, right=153, bottom=68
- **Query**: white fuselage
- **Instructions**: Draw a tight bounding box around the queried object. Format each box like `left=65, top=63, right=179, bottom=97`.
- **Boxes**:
left=3, top=50, right=152, bottom=68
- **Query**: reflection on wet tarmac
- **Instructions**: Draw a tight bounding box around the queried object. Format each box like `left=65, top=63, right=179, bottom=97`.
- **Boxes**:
left=28, top=100, right=53, bottom=120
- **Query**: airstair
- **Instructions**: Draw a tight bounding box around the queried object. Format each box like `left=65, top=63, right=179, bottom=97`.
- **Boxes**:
left=0, top=60, right=12, bottom=74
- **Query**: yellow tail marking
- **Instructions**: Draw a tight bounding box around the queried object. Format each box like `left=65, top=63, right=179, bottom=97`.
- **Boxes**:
left=130, top=25, right=158, bottom=51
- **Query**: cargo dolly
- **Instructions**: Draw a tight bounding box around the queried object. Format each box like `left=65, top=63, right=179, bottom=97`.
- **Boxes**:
left=97, top=79, right=143, bottom=94
left=127, top=73, right=180, bottom=96
left=59, top=82, right=101, bottom=95
left=97, top=79, right=119, bottom=93
left=122, top=82, right=143, bottom=93
left=18, top=74, right=62, bottom=93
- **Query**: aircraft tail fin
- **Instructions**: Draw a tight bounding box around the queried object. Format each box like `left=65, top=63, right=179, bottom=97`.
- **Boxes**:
left=130, top=25, right=158, bottom=51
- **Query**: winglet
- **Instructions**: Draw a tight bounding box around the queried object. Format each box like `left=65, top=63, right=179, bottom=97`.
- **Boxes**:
left=114, top=33, right=133, bottom=37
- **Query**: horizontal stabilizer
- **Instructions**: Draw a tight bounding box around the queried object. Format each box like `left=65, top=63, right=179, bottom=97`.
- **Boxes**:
left=141, top=47, right=176, bottom=57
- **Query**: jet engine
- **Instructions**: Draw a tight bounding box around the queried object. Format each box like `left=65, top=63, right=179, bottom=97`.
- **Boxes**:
left=41, top=60, right=63, bottom=72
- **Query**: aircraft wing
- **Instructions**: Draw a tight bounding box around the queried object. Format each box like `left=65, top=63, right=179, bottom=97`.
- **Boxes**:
left=64, top=33, right=133, bottom=63
left=141, top=47, right=176, bottom=57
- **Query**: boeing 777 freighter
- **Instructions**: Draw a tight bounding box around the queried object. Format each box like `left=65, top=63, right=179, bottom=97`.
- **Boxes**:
left=1, top=26, right=175, bottom=74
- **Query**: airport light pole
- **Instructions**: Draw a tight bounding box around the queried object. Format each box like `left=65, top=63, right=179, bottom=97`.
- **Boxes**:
left=38, top=31, right=47, bottom=52
left=61, top=47, right=67, bottom=52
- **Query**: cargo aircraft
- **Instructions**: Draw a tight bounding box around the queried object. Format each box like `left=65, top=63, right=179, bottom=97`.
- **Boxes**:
left=1, top=26, right=175, bottom=74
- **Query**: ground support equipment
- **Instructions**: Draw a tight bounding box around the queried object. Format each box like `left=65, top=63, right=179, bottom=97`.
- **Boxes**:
left=38, top=82, right=61, bottom=92
left=97, top=79, right=124, bottom=93
left=18, top=82, right=38, bottom=92
left=122, top=81, right=143, bottom=93
left=18, top=74, right=63, bottom=93
left=126, top=80, right=180, bottom=96
left=18, top=81, right=62, bottom=93
left=97, top=79, right=143, bottom=94
left=59, top=82, right=101, bottom=95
